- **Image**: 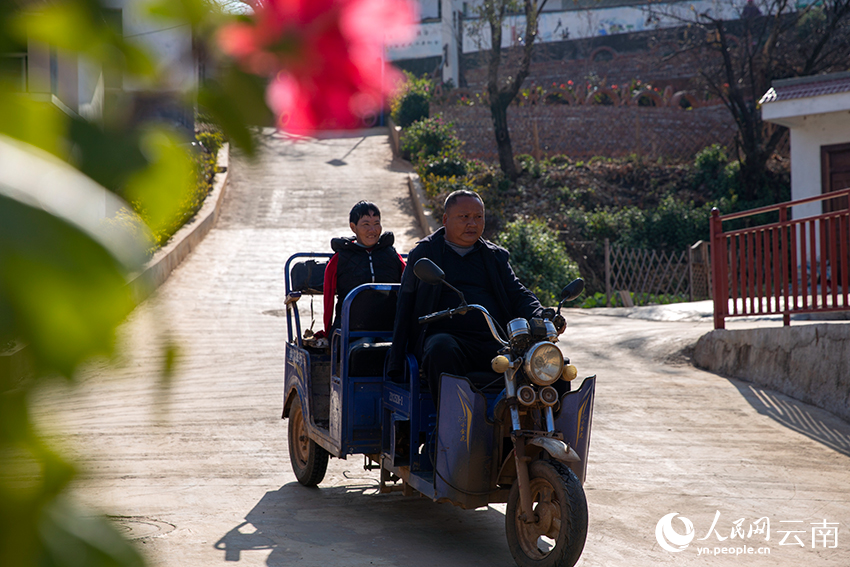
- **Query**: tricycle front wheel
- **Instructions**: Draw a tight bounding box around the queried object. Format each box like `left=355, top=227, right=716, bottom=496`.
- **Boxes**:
left=506, top=460, right=588, bottom=567
left=288, top=396, right=329, bottom=487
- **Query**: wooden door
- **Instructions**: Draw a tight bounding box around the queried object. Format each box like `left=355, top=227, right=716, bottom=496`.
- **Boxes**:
left=822, top=143, right=850, bottom=213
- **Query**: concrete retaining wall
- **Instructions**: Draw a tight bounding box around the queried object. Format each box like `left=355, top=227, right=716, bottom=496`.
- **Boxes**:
left=407, top=174, right=440, bottom=236
left=693, top=324, right=850, bottom=422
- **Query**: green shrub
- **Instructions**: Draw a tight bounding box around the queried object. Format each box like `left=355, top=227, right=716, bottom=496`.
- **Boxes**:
left=543, top=154, right=571, bottom=166
left=196, top=130, right=224, bottom=156
left=516, top=154, right=544, bottom=178
left=579, top=291, right=608, bottom=308
left=566, top=206, right=644, bottom=247
left=565, top=194, right=716, bottom=253
left=417, top=149, right=469, bottom=178
left=397, top=91, right=430, bottom=127
left=131, top=128, right=224, bottom=252
left=400, top=116, right=463, bottom=163
left=496, top=218, right=581, bottom=306
left=693, top=144, right=739, bottom=199
left=390, top=72, right=432, bottom=125
left=101, top=206, right=156, bottom=258
left=419, top=173, right=475, bottom=202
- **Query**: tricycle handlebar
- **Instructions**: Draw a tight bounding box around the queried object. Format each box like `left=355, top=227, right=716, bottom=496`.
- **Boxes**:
left=419, top=303, right=508, bottom=347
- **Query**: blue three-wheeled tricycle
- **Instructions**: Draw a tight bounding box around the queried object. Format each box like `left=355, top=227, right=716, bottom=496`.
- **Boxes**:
left=282, top=252, right=597, bottom=567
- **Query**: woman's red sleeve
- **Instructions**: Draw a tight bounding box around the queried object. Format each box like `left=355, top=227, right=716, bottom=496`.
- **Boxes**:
left=323, top=254, right=339, bottom=334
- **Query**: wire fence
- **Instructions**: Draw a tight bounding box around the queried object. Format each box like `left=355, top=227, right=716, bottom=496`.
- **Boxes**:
left=604, top=239, right=712, bottom=306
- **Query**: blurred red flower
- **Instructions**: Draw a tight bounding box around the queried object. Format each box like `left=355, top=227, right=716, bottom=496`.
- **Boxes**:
left=218, top=0, right=417, bottom=134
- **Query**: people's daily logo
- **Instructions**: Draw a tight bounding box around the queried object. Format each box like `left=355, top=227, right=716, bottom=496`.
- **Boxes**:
left=656, top=512, right=695, bottom=552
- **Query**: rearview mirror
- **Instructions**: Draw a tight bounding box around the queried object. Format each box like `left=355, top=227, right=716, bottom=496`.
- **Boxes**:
left=560, top=278, right=585, bottom=303
left=413, top=258, right=446, bottom=285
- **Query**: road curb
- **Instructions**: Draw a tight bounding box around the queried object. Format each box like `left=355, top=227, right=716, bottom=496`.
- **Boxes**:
left=407, top=173, right=440, bottom=236
left=130, top=143, right=230, bottom=302
left=387, top=122, right=439, bottom=237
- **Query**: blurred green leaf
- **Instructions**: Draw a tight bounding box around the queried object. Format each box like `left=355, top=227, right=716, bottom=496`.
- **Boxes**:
left=199, top=65, right=272, bottom=155
left=0, top=199, right=137, bottom=377
left=15, top=2, right=155, bottom=79
left=1, top=388, right=78, bottom=567
left=0, top=136, right=147, bottom=377
left=0, top=92, right=68, bottom=158
left=147, top=0, right=219, bottom=26
left=69, top=118, right=149, bottom=195
left=123, top=127, right=194, bottom=234
left=39, top=498, right=146, bottom=567
left=14, top=2, right=103, bottom=53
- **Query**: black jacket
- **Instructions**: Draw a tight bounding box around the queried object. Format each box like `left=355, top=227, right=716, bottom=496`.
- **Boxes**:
left=331, top=232, right=404, bottom=328
left=387, top=227, right=543, bottom=376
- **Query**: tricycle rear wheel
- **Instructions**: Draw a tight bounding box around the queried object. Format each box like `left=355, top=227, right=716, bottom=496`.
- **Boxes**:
left=505, top=460, right=588, bottom=567
left=288, top=396, right=329, bottom=486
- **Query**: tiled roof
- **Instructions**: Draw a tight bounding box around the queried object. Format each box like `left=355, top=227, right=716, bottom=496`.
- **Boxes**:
left=760, top=71, right=850, bottom=104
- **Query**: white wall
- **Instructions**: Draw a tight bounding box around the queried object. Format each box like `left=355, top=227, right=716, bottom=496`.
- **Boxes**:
left=388, top=0, right=742, bottom=83
left=460, top=0, right=739, bottom=52
left=387, top=21, right=445, bottom=60
left=116, top=0, right=195, bottom=93
left=761, top=106, right=850, bottom=264
left=788, top=111, right=850, bottom=220
left=77, top=58, right=103, bottom=122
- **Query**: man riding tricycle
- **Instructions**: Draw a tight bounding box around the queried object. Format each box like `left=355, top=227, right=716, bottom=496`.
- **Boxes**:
left=282, top=190, right=596, bottom=567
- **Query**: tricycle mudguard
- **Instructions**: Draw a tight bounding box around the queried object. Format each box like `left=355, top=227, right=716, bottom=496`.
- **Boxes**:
left=435, top=375, right=497, bottom=509
left=553, top=376, right=596, bottom=484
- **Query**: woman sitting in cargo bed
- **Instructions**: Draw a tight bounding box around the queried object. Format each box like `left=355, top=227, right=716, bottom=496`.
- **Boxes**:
left=322, top=200, right=405, bottom=338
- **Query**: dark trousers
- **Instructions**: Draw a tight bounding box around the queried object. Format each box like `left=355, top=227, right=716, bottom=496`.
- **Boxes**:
left=421, top=333, right=502, bottom=406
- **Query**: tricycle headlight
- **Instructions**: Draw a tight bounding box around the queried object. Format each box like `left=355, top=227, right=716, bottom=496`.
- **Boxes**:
left=524, top=342, right=564, bottom=386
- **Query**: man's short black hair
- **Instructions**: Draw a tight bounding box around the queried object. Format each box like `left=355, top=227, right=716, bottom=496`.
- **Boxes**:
left=349, top=201, right=381, bottom=224
left=444, top=190, right=484, bottom=214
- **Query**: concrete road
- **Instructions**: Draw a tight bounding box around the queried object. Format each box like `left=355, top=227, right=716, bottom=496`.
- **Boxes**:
left=31, top=129, right=850, bottom=567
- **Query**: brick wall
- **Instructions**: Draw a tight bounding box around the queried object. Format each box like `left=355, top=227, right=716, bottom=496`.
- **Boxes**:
left=433, top=103, right=737, bottom=162
left=463, top=45, right=699, bottom=95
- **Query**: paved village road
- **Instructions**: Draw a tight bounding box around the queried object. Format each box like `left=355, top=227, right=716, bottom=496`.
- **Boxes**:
left=31, top=129, right=850, bottom=567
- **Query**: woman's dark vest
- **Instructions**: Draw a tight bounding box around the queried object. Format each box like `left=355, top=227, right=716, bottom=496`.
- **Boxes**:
left=331, top=232, right=403, bottom=329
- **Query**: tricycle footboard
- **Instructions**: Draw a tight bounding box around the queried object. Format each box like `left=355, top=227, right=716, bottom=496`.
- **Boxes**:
left=434, top=374, right=496, bottom=509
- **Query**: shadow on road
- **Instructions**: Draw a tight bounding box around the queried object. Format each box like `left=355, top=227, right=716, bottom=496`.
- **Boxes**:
left=731, top=378, right=850, bottom=457
left=214, top=481, right=510, bottom=566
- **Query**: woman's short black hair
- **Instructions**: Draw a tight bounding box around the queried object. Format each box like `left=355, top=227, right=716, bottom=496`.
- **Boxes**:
left=349, top=200, right=381, bottom=224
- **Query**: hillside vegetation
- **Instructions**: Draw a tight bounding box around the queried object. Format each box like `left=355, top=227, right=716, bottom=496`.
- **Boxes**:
left=402, top=115, right=790, bottom=295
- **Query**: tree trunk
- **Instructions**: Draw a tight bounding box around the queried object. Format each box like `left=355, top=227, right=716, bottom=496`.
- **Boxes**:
left=491, top=96, right=517, bottom=179
left=484, top=0, right=545, bottom=181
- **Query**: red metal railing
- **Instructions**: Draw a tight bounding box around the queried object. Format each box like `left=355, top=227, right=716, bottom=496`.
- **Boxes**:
left=710, top=188, right=850, bottom=329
